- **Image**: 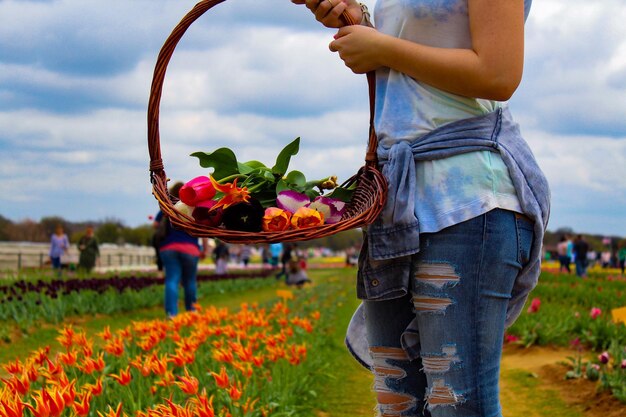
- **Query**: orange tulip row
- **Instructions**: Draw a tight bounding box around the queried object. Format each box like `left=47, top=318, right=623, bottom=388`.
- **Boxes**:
left=0, top=291, right=320, bottom=417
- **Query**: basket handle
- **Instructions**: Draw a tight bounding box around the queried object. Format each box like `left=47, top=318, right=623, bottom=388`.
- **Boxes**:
left=148, top=0, right=379, bottom=181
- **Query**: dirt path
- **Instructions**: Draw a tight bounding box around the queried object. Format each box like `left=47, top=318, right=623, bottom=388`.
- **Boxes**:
left=500, top=345, right=626, bottom=417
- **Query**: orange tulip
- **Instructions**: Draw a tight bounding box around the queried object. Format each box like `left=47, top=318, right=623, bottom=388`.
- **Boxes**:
left=58, top=350, right=77, bottom=366
left=192, top=389, right=215, bottom=417
left=2, top=358, right=23, bottom=375
left=56, top=326, right=75, bottom=349
left=78, top=358, right=96, bottom=375
left=209, top=177, right=250, bottom=211
left=290, top=207, right=324, bottom=229
left=1, top=373, right=30, bottom=396
left=210, top=367, right=229, bottom=389
left=103, top=337, right=125, bottom=357
left=81, top=377, right=103, bottom=397
left=174, top=368, right=199, bottom=395
left=228, top=383, right=243, bottom=401
left=96, top=403, right=124, bottom=417
left=73, top=393, right=92, bottom=417
left=109, top=367, right=132, bottom=386
left=96, top=326, right=112, bottom=341
left=0, top=392, right=24, bottom=417
left=261, top=208, right=292, bottom=232
left=24, top=388, right=66, bottom=417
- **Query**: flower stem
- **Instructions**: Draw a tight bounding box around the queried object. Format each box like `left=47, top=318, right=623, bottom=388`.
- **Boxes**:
left=217, top=174, right=247, bottom=184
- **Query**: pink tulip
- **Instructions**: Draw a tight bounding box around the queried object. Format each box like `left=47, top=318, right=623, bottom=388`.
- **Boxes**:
left=621, top=359, right=626, bottom=369
left=590, top=307, right=602, bottom=319
left=527, top=297, right=541, bottom=313
left=179, top=176, right=216, bottom=206
left=598, top=352, right=610, bottom=364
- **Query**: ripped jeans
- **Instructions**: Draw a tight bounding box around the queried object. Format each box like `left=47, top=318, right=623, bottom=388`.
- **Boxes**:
left=363, top=209, right=533, bottom=417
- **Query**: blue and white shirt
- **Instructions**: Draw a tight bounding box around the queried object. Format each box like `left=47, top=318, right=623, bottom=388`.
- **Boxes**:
left=373, top=0, right=533, bottom=233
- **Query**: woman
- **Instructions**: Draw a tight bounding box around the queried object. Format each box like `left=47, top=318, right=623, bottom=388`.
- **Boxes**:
left=293, top=1, right=550, bottom=416
left=77, top=225, right=100, bottom=273
left=154, top=182, right=209, bottom=317
left=49, top=225, right=69, bottom=277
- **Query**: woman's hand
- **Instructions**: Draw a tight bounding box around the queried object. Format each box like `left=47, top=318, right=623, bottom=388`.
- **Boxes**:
left=291, top=0, right=362, bottom=28
left=329, top=25, right=384, bottom=73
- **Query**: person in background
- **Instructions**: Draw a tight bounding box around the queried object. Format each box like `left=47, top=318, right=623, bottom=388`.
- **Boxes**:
left=269, top=242, right=283, bottom=271
left=618, top=242, right=626, bottom=276
left=286, top=254, right=311, bottom=288
left=154, top=182, right=209, bottom=317
left=573, top=234, right=590, bottom=278
left=77, top=225, right=100, bottom=273
left=240, top=244, right=252, bottom=268
left=276, top=243, right=294, bottom=282
left=556, top=235, right=572, bottom=274
left=49, top=225, right=70, bottom=277
left=260, top=244, right=270, bottom=267
left=213, top=240, right=230, bottom=275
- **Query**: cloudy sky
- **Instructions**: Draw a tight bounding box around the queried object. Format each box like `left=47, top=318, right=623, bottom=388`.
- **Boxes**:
left=1, top=0, right=625, bottom=237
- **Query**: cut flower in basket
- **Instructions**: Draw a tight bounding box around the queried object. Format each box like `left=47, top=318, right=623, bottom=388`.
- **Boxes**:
left=176, top=137, right=355, bottom=232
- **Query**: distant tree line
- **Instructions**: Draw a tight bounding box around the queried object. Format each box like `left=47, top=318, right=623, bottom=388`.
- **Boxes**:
left=0, top=214, right=154, bottom=246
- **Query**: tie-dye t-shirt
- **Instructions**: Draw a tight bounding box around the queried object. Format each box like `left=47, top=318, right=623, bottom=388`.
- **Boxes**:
left=373, top=0, right=530, bottom=232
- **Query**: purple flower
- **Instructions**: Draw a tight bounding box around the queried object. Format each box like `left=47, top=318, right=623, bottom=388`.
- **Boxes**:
left=276, top=190, right=310, bottom=213
left=305, top=196, right=346, bottom=224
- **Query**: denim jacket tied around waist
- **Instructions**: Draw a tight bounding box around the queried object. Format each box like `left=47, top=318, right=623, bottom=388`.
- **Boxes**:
left=346, top=107, right=551, bottom=370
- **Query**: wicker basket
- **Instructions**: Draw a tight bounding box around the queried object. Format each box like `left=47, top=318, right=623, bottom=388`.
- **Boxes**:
left=147, top=0, right=387, bottom=244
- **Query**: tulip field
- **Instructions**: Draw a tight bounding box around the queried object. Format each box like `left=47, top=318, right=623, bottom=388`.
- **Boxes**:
left=1, top=264, right=626, bottom=417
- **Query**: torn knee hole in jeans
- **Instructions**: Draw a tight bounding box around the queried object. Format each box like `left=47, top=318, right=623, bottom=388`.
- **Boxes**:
left=412, top=295, right=453, bottom=312
left=426, top=378, right=465, bottom=409
left=369, top=347, right=417, bottom=416
left=421, top=345, right=460, bottom=374
left=414, top=262, right=460, bottom=289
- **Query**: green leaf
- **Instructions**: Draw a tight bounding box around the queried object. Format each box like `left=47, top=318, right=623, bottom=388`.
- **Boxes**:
left=304, top=188, right=320, bottom=200
left=190, top=148, right=240, bottom=180
left=275, top=179, right=290, bottom=194
left=326, top=186, right=355, bottom=202
left=284, top=170, right=306, bottom=187
left=272, top=137, right=300, bottom=176
left=238, top=160, right=267, bottom=175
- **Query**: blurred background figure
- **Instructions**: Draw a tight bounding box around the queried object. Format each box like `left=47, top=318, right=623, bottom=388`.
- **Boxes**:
left=49, top=224, right=69, bottom=277
left=573, top=234, right=590, bottom=278
left=618, top=242, right=626, bottom=276
left=556, top=235, right=572, bottom=274
left=213, top=239, right=230, bottom=275
left=286, top=254, right=311, bottom=288
left=77, top=225, right=100, bottom=273
left=269, top=242, right=283, bottom=271
left=240, top=244, right=252, bottom=268
left=276, top=243, right=293, bottom=282
left=154, top=182, right=208, bottom=317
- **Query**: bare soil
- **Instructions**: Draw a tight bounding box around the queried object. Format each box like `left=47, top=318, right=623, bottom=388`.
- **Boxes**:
left=501, top=344, right=626, bottom=417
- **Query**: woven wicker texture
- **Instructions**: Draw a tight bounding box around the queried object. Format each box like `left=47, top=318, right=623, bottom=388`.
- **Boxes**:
left=147, top=0, right=387, bottom=243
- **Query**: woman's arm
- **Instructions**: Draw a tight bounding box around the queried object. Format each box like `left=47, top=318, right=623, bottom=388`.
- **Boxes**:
left=328, top=0, right=525, bottom=101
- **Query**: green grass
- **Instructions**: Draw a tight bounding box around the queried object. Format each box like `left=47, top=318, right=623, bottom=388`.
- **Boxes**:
left=501, top=369, right=585, bottom=417
left=305, top=269, right=376, bottom=416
